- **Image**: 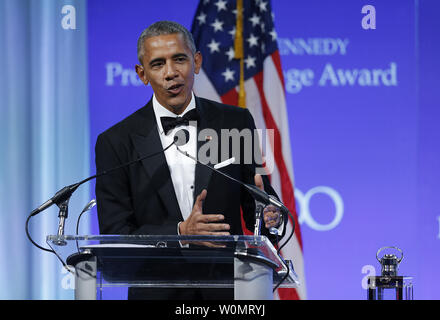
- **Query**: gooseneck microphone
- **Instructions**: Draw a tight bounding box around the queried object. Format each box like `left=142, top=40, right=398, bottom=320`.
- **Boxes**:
left=26, top=138, right=178, bottom=252
left=30, top=140, right=177, bottom=217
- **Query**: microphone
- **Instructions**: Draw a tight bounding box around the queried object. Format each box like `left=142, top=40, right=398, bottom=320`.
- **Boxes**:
left=29, top=139, right=177, bottom=217
left=76, top=199, right=97, bottom=236
left=30, top=183, right=80, bottom=216
left=173, top=129, right=293, bottom=232
left=75, top=199, right=97, bottom=251
left=26, top=138, right=178, bottom=253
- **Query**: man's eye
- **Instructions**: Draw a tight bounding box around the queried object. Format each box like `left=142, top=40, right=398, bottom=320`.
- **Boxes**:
left=175, top=57, right=187, bottom=62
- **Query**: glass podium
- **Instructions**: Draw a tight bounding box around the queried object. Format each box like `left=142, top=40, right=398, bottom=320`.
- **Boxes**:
left=47, top=235, right=299, bottom=300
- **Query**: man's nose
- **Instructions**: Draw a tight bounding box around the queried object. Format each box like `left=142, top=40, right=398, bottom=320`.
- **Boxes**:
left=164, top=62, right=178, bottom=80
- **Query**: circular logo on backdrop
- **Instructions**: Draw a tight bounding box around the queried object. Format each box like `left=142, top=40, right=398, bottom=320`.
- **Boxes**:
left=295, top=186, right=344, bottom=231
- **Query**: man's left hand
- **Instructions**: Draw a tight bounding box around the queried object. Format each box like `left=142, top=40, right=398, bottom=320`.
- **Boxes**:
left=263, top=205, right=282, bottom=229
left=254, top=174, right=282, bottom=229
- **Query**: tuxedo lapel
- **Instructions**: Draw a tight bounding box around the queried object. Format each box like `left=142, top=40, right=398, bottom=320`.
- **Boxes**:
left=129, top=100, right=183, bottom=221
left=193, top=97, right=222, bottom=202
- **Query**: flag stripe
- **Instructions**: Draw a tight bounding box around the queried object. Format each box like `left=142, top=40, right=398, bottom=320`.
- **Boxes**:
left=270, top=50, right=286, bottom=89
left=263, top=54, right=295, bottom=181
left=220, top=87, right=239, bottom=106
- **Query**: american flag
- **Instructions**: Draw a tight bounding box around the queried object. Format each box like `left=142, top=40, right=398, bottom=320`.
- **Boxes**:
left=191, top=0, right=306, bottom=300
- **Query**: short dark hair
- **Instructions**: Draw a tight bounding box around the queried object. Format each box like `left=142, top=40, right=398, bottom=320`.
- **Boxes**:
left=137, top=21, right=197, bottom=65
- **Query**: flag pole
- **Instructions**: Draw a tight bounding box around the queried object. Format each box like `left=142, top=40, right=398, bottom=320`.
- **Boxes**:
left=234, top=0, right=246, bottom=108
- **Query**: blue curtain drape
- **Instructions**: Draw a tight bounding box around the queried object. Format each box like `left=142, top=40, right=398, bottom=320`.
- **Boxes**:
left=0, top=0, right=90, bottom=299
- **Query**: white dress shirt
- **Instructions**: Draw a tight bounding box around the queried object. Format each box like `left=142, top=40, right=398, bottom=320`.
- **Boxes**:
left=152, top=93, right=197, bottom=223
left=152, top=93, right=284, bottom=237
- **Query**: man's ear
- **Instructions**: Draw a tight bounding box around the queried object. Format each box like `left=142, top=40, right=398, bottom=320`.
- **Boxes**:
left=194, top=51, right=203, bottom=74
left=135, top=64, right=149, bottom=86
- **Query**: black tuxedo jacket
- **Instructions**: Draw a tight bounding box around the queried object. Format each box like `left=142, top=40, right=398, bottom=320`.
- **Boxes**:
left=95, top=96, right=285, bottom=241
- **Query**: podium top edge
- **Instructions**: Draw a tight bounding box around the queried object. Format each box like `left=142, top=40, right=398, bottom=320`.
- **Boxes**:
left=47, top=234, right=270, bottom=242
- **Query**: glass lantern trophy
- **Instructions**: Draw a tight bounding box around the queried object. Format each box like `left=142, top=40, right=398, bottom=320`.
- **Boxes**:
left=367, top=246, right=413, bottom=300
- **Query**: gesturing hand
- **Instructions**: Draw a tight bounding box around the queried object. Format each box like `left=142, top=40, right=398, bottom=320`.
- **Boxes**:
left=254, top=174, right=282, bottom=229
left=179, top=189, right=230, bottom=247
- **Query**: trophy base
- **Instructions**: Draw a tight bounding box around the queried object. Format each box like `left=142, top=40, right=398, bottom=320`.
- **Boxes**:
left=367, top=276, right=413, bottom=300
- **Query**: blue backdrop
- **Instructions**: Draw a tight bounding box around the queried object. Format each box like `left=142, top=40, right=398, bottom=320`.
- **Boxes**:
left=0, top=0, right=439, bottom=300
left=87, top=0, right=440, bottom=300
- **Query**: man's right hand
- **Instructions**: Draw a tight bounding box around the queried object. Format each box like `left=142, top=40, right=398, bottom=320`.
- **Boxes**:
left=179, top=189, right=230, bottom=246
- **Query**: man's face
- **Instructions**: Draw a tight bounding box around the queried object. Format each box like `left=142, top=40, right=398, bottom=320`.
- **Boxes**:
left=136, top=33, right=202, bottom=114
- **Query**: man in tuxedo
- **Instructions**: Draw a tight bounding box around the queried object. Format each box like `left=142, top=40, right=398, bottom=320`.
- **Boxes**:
left=95, top=21, right=286, bottom=299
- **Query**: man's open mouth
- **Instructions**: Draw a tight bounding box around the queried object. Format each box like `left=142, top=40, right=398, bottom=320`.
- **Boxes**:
left=167, top=84, right=184, bottom=95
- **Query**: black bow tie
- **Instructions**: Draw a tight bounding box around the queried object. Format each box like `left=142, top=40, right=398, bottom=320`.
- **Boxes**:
left=160, top=108, right=199, bottom=135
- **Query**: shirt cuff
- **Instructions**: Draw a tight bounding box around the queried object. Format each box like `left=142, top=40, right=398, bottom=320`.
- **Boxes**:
left=276, top=217, right=284, bottom=236
left=177, top=222, right=189, bottom=248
